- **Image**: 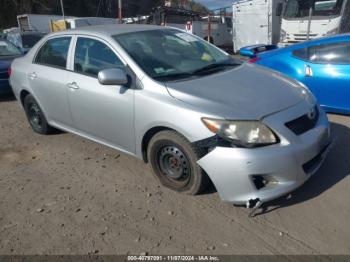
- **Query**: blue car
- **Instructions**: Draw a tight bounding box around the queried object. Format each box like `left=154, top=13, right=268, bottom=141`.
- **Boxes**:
left=0, top=39, right=23, bottom=95
left=246, top=34, right=350, bottom=115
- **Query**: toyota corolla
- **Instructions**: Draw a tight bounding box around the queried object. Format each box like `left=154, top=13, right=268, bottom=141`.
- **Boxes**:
left=10, top=25, right=332, bottom=206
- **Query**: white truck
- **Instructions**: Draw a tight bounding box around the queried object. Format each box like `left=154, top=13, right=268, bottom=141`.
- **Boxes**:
left=17, top=14, right=72, bottom=33
left=280, top=0, right=350, bottom=45
left=232, top=0, right=285, bottom=52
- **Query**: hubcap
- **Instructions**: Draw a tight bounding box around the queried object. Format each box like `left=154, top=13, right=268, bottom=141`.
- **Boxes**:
left=28, top=103, right=42, bottom=129
left=158, top=146, right=190, bottom=181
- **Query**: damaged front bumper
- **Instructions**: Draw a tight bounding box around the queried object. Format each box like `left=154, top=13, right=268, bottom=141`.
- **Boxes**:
left=197, top=103, right=332, bottom=205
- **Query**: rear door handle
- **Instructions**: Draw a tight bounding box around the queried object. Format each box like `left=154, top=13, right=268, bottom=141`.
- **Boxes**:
left=28, top=72, right=38, bottom=80
left=305, top=65, right=313, bottom=77
left=67, top=82, right=80, bottom=90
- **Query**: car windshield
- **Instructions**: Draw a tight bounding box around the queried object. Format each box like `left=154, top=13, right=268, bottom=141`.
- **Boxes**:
left=21, top=34, right=44, bottom=49
left=113, top=29, right=241, bottom=81
left=0, top=40, right=22, bottom=56
left=284, top=0, right=344, bottom=18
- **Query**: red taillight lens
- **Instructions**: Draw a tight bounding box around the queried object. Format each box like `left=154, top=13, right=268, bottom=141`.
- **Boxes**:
left=7, top=67, right=12, bottom=77
left=248, top=57, right=261, bottom=63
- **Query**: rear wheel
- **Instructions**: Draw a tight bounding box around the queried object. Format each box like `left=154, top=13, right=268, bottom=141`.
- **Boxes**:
left=23, top=94, right=54, bottom=135
left=147, top=130, right=209, bottom=195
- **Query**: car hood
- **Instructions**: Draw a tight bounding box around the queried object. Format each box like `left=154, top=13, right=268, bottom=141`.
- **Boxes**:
left=165, top=63, right=305, bottom=120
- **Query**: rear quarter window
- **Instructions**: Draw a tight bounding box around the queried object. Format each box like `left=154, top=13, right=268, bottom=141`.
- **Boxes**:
left=292, top=47, right=312, bottom=60
left=34, top=37, right=71, bottom=69
left=292, top=41, right=350, bottom=64
left=311, top=42, right=350, bottom=64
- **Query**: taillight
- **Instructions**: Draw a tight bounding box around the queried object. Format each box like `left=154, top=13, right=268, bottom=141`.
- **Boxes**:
left=248, top=57, right=261, bottom=63
left=7, top=67, right=12, bottom=77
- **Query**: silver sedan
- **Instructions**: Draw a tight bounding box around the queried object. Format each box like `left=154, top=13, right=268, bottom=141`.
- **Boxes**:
left=10, top=25, right=332, bottom=206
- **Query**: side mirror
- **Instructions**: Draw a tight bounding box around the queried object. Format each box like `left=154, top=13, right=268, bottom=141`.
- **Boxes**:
left=98, top=68, right=128, bottom=86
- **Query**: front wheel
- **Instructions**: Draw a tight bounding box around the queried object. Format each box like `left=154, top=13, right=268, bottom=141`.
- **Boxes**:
left=147, top=130, right=209, bottom=195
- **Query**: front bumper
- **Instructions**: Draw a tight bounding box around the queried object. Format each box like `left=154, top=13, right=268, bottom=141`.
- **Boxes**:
left=197, top=103, right=332, bottom=205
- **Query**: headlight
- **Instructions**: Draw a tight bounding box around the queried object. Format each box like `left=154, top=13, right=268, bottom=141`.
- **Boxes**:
left=202, top=118, right=279, bottom=148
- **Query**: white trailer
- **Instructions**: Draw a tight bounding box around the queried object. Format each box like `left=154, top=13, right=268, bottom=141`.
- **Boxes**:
left=280, top=0, right=350, bottom=45
left=185, top=18, right=233, bottom=47
left=150, top=6, right=233, bottom=48
left=232, top=0, right=285, bottom=52
left=57, top=17, right=118, bottom=30
left=17, top=14, right=73, bottom=33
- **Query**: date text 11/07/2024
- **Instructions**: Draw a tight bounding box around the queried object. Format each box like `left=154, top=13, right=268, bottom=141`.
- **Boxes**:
left=127, top=255, right=220, bottom=261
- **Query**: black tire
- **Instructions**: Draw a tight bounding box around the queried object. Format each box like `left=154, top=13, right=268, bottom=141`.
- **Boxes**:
left=23, top=94, right=54, bottom=135
left=147, top=130, right=210, bottom=195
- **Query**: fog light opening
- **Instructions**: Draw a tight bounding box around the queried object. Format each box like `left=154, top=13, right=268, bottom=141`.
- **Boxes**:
left=252, top=175, right=278, bottom=190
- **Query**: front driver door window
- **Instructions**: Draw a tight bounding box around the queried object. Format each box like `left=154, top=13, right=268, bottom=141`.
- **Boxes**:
left=67, top=36, right=135, bottom=152
left=74, top=37, right=125, bottom=77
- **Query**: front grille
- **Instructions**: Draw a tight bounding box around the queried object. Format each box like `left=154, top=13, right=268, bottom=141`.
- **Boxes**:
left=293, top=34, right=318, bottom=37
left=0, top=71, right=8, bottom=80
left=292, top=34, right=318, bottom=41
left=285, top=107, right=319, bottom=135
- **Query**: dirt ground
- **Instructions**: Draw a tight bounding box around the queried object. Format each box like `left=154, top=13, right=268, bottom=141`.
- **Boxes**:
left=0, top=95, right=349, bottom=255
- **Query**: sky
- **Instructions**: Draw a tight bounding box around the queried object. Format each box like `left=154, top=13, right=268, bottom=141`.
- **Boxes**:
left=197, top=0, right=233, bottom=9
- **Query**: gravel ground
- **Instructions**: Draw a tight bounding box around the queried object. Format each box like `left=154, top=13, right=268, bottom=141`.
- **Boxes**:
left=0, top=95, right=349, bottom=255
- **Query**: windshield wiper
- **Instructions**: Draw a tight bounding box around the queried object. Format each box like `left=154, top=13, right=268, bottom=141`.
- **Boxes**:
left=192, top=62, right=240, bottom=75
left=153, top=61, right=241, bottom=82
left=153, top=72, right=196, bottom=81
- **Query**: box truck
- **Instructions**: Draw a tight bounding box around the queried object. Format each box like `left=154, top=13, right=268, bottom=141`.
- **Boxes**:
left=150, top=6, right=232, bottom=47
left=232, top=0, right=285, bottom=52
left=17, top=14, right=73, bottom=33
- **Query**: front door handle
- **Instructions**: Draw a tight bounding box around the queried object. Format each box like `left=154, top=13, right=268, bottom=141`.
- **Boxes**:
left=305, top=65, right=313, bottom=77
left=28, top=72, right=38, bottom=80
left=67, top=82, right=80, bottom=90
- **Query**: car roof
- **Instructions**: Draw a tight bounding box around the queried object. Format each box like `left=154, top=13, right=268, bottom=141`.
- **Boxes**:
left=259, top=33, right=350, bottom=57
left=300, top=33, right=350, bottom=46
left=51, top=24, right=166, bottom=38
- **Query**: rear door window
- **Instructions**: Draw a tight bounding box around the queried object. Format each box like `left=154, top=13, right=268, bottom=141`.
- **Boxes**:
left=34, top=37, right=71, bottom=69
left=73, top=37, right=124, bottom=77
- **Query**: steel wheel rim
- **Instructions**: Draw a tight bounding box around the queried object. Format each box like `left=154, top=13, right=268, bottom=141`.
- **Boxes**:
left=158, top=145, right=191, bottom=186
left=28, top=103, right=42, bottom=129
